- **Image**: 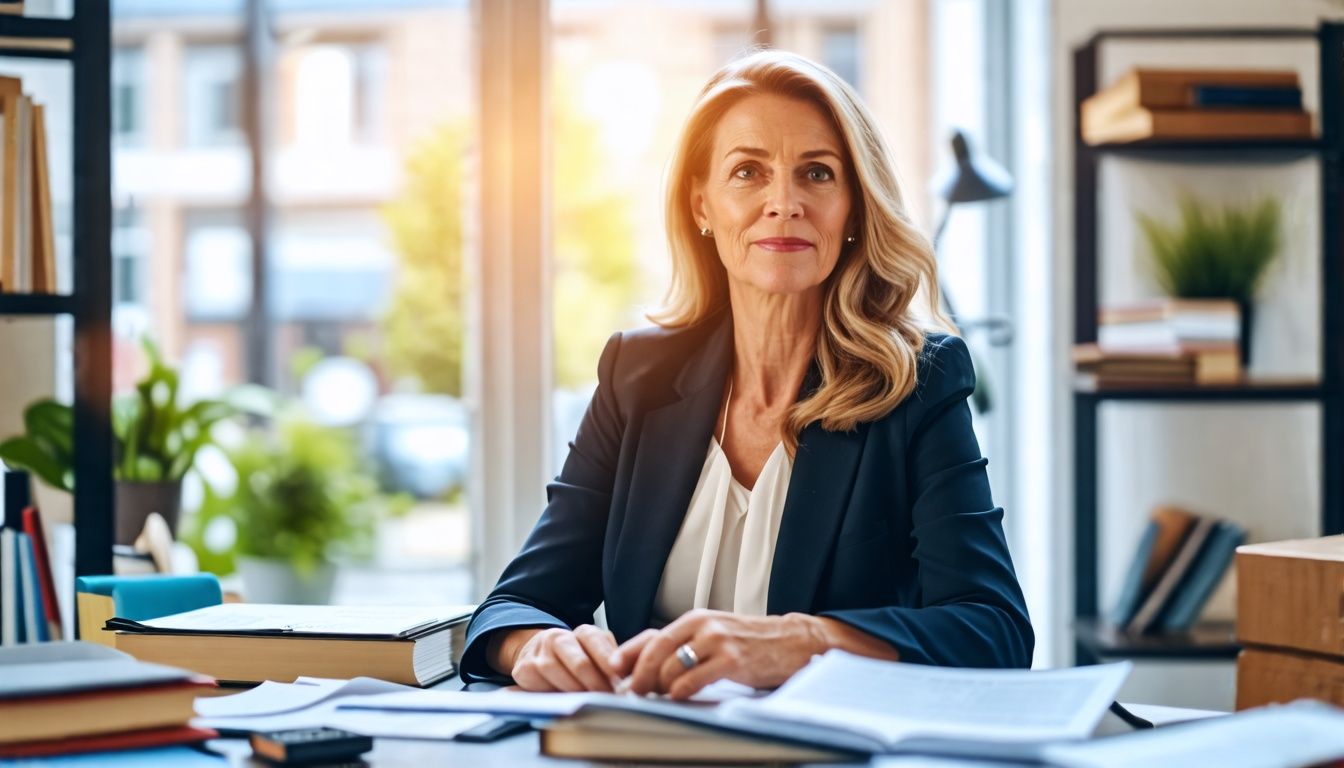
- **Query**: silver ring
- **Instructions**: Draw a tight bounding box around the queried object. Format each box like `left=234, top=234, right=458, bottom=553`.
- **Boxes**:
left=675, top=643, right=699, bottom=670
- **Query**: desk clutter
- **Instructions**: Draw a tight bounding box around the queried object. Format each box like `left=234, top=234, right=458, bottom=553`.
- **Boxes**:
left=1235, top=536, right=1344, bottom=710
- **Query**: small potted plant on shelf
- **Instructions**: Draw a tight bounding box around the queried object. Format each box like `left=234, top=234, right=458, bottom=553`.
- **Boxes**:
left=184, top=397, right=411, bottom=605
left=1137, top=195, right=1283, bottom=366
left=0, top=338, right=237, bottom=544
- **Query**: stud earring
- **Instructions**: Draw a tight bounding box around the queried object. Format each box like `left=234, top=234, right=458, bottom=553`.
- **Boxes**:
left=700, top=227, right=713, bottom=237
left=845, top=235, right=858, bottom=244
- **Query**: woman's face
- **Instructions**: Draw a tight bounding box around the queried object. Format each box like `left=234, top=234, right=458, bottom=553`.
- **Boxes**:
left=691, top=92, right=854, bottom=300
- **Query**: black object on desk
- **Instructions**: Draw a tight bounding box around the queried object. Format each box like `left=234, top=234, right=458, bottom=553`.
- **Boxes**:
left=456, top=716, right=534, bottom=743
left=251, top=727, right=373, bottom=764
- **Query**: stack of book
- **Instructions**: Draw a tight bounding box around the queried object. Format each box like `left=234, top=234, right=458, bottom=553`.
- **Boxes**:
left=1081, top=67, right=1313, bottom=144
left=1, top=470, right=62, bottom=644
left=1074, top=298, right=1241, bottom=387
left=0, top=73, right=57, bottom=293
left=0, top=641, right=216, bottom=758
left=1110, top=505, right=1247, bottom=635
left=1235, top=537, right=1344, bottom=710
left=108, top=602, right=475, bottom=686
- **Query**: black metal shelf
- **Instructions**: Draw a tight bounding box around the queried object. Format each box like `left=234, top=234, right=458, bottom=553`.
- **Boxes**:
left=1075, top=619, right=1240, bottom=661
left=0, top=293, right=74, bottom=315
left=1071, top=23, right=1344, bottom=664
left=0, top=15, right=73, bottom=59
left=1, top=5, right=112, bottom=583
left=1074, top=380, right=1325, bottom=402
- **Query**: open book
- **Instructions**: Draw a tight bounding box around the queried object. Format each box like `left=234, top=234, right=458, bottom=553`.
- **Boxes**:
left=540, top=651, right=1130, bottom=763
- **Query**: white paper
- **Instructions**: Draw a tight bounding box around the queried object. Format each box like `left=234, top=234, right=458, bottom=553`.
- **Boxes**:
left=726, top=650, right=1131, bottom=747
left=136, top=603, right=474, bottom=636
left=195, top=696, right=491, bottom=740
left=195, top=676, right=414, bottom=718
left=1041, top=701, right=1344, bottom=768
left=194, top=675, right=490, bottom=740
left=339, top=689, right=606, bottom=717
left=338, top=677, right=756, bottom=718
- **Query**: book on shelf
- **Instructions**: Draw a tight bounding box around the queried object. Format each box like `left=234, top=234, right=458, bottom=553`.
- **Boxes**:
left=1098, top=298, right=1240, bottom=348
left=1084, top=106, right=1313, bottom=145
left=0, top=2, right=22, bottom=15
left=538, top=650, right=1131, bottom=764
left=1083, top=68, right=1301, bottom=122
left=0, top=73, right=56, bottom=294
left=1110, top=505, right=1246, bottom=635
left=108, top=602, right=475, bottom=686
left=0, top=640, right=217, bottom=757
left=1082, top=67, right=1313, bottom=144
left=1074, top=343, right=1240, bottom=386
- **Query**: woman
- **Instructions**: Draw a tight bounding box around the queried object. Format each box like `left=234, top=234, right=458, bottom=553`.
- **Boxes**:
left=458, top=50, right=1033, bottom=699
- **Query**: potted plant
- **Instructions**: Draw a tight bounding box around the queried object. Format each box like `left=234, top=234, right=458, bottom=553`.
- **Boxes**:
left=0, top=339, right=236, bottom=544
left=1137, top=196, right=1282, bottom=366
left=185, top=403, right=411, bottom=604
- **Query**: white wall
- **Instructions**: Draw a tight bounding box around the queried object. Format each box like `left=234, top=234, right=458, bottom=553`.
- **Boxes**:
left=1049, top=0, right=1344, bottom=707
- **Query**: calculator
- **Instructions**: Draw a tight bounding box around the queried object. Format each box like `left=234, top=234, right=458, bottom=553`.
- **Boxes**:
left=250, top=727, right=374, bottom=765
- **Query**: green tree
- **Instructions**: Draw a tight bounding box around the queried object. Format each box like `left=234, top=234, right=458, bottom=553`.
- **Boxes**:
left=381, top=83, right=638, bottom=395
left=380, top=122, right=468, bottom=396
left=551, top=77, right=639, bottom=389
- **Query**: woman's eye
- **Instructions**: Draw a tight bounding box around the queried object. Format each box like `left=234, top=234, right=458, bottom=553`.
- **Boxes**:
left=806, top=165, right=835, bottom=182
left=732, top=165, right=757, bottom=180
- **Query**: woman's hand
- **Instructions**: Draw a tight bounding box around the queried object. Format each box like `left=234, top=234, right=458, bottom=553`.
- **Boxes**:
left=608, top=610, right=832, bottom=700
left=489, top=625, right=621, bottom=692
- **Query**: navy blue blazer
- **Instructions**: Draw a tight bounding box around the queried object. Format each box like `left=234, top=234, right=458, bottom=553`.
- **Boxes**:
left=458, top=315, right=1033, bottom=683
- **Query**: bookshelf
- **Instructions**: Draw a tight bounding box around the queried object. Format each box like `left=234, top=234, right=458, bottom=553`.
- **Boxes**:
left=1071, top=23, right=1344, bottom=663
left=0, top=3, right=112, bottom=579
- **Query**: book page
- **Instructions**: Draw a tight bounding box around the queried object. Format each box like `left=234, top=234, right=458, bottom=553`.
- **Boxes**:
left=1042, top=702, right=1344, bottom=768
left=728, top=651, right=1130, bottom=747
left=133, top=603, right=475, bottom=637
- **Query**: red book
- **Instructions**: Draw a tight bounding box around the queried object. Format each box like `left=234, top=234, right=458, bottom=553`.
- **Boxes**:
left=0, top=725, right=218, bottom=758
left=20, top=506, right=61, bottom=640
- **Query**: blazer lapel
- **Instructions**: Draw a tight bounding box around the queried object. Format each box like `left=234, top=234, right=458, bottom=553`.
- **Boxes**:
left=606, top=318, right=733, bottom=640
left=767, top=419, right=867, bottom=616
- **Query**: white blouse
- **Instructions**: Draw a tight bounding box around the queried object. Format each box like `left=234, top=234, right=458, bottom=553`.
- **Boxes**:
left=652, top=437, right=793, bottom=623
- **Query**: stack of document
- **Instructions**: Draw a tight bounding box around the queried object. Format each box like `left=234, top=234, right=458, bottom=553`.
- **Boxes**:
left=108, top=603, right=474, bottom=686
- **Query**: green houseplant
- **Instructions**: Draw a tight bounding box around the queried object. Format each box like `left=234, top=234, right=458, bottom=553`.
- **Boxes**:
left=0, top=339, right=236, bottom=543
left=185, top=402, right=411, bottom=604
left=1137, top=196, right=1282, bottom=365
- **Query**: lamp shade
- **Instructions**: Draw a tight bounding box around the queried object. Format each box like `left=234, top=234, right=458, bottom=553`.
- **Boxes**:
left=937, top=130, right=1013, bottom=204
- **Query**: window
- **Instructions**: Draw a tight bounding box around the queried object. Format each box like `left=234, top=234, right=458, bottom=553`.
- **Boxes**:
left=286, top=41, right=387, bottom=148
left=184, top=43, right=244, bottom=147
left=112, top=46, right=146, bottom=145
left=114, top=1, right=479, bottom=607
left=821, top=25, right=862, bottom=91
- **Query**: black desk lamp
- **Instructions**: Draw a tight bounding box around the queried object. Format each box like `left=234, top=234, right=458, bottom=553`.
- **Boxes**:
left=932, top=130, right=1014, bottom=347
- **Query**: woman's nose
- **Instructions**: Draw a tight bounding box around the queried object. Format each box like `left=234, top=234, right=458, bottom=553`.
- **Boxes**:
left=765, top=178, right=803, bottom=219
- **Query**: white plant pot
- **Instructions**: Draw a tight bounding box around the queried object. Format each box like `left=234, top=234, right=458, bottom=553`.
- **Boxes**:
left=236, top=555, right=337, bottom=605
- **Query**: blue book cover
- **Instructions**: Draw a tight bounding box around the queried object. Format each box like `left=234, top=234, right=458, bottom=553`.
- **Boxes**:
left=1108, top=521, right=1159, bottom=628
left=1191, top=85, right=1303, bottom=109
left=19, top=533, right=48, bottom=643
left=11, top=532, right=25, bottom=644
left=1156, top=520, right=1247, bottom=633
left=0, top=746, right=226, bottom=766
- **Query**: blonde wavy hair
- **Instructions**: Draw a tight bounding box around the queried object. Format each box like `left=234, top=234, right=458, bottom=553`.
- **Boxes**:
left=651, top=49, right=953, bottom=450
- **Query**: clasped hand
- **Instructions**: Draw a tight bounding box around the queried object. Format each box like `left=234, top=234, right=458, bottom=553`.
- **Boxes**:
left=504, top=609, right=829, bottom=700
